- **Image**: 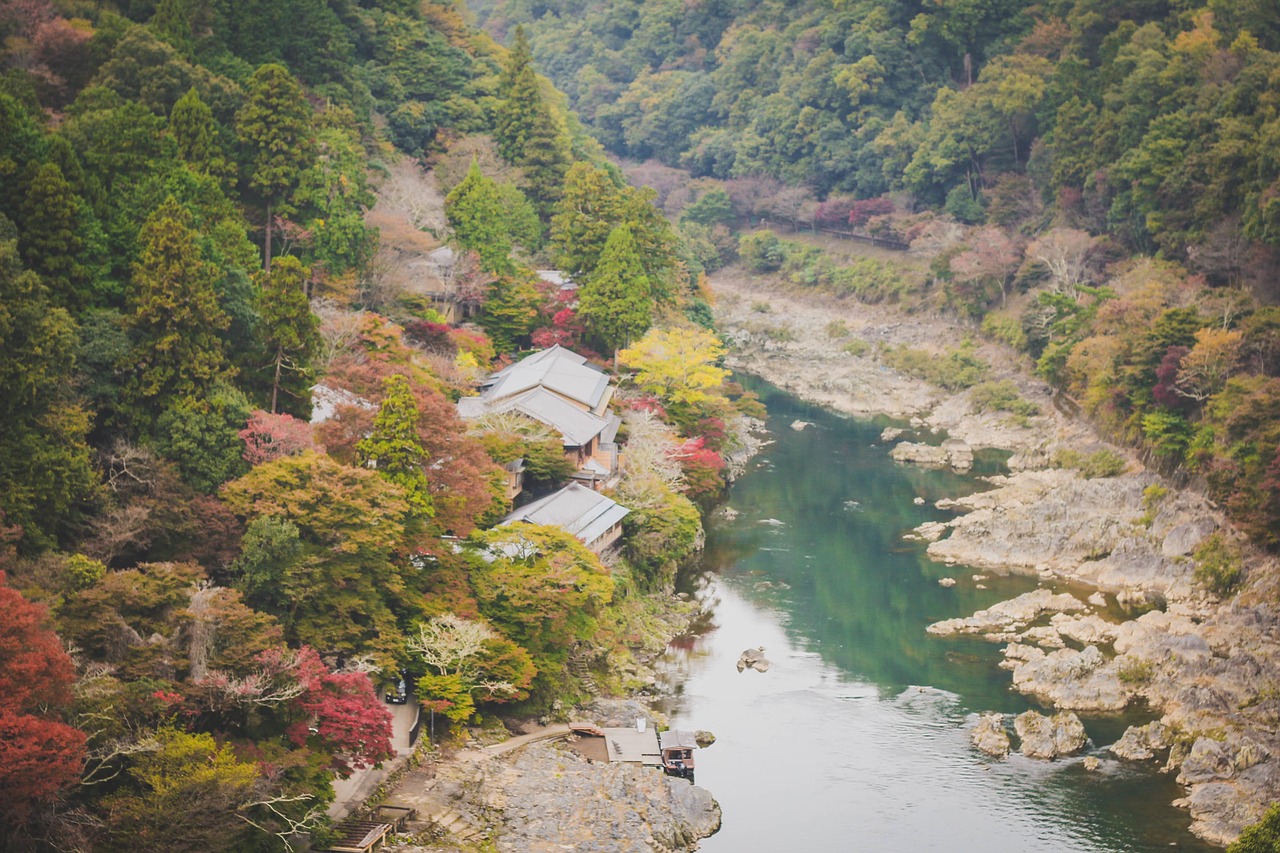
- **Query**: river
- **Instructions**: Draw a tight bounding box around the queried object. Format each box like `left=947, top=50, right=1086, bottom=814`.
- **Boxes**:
left=657, top=380, right=1214, bottom=852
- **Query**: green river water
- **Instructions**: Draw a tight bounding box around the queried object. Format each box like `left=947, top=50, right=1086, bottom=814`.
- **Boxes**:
left=656, top=378, right=1216, bottom=852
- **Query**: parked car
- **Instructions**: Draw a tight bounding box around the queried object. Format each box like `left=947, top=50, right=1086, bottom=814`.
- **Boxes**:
left=385, top=677, right=407, bottom=704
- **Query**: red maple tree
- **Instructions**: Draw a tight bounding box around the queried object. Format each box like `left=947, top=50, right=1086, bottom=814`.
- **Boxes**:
left=0, top=567, right=87, bottom=827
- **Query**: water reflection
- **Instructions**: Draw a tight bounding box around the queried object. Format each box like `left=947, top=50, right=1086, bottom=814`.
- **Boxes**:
left=657, top=380, right=1212, bottom=852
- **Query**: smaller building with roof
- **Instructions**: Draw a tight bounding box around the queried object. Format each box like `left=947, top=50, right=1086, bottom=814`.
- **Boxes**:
left=499, top=482, right=630, bottom=553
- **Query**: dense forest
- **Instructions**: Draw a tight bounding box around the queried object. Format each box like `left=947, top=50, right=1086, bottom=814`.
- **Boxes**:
left=472, top=0, right=1280, bottom=555
left=0, top=0, right=757, bottom=849
left=6, top=0, right=1280, bottom=848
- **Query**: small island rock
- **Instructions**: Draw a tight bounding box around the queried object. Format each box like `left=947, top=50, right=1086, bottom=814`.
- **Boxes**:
left=1015, top=710, right=1088, bottom=760
left=971, top=713, right=1010, bottom=757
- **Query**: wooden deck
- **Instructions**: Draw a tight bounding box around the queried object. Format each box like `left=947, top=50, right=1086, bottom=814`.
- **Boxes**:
left=601, top=727, right=662, bottom=767
left=320, top=818, right=393, bottom=852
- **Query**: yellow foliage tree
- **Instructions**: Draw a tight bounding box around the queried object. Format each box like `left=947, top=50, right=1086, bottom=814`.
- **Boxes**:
left=1177, top=327, right=1244, bottom=402
left=618, top=326, right=729, bottom=406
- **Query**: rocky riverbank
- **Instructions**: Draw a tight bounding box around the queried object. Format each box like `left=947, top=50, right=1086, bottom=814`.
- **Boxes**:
left=380, top=700, right=720, bottom=852
left=709, top=265, right=1280, bottom=846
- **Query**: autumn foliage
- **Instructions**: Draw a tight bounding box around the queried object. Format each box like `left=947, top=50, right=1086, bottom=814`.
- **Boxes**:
left=0, top=570, right=86, bottom=827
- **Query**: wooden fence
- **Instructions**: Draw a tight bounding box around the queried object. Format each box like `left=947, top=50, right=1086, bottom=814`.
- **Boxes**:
left=813, top=227, right=911, bottom=251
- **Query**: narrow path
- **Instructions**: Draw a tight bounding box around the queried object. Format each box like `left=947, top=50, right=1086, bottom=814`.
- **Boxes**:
left=479, top=723, right=572, bottom=755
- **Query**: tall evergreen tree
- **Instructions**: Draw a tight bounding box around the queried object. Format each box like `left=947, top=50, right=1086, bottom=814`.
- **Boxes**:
left=357, top=374, right=434, bottom=518
left=150, top=0, right=195, bottom=55
left=256, top=255, right=319, bottom=417
left=0, top=233, right=95, bottom=553
left=170, top=87, right=224, bottom=177
left=548, top=161, right=625, bottom=277
left=493, top=26, right=570, bottom=216
left=446, top=159, right=514, bottom=273
left=17, top=162, right=92, bottom=312
left=0, top=94, right=44, bottom=224
left=577, top=224, right=652, bottom=357
left=123, top=196, right=232, bottom=423
left=236, top=64, right=314, bottom=271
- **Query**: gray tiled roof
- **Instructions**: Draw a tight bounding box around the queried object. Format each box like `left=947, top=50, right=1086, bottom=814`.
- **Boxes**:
left=500, top=483, right=629, bottom=546
left=485, top=388, right=615, bottom=447
left=479, top=346, right=611, bottom=411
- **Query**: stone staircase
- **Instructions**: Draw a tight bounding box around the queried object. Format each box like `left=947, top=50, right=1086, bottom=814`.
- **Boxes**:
left=391, top=771, right=488, bottom=846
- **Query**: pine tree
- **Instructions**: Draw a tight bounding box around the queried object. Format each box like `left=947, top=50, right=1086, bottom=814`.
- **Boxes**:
left=0, top=235, right=94, bottom=553
left=256, top=255, right=319, bottom=416
left=0, top=94, right=44, bottom=224
left=124, top=196, right=232, bottom=421
left=518, top=97, right=570, bottom=218
left=357, top=374, right=434, bottom=518
left=493, top=26, right=570, bottom=217
left=150, top=0, right=194, bottom=54
left=548, top=161, right=625, bottom=277
left=170, top=87, right=221, bottom=176
left=494, top=26, right=538, bottom=163
left=18, top=162, right=92, bottom=313
left=577, top=224, right=652, bottom=357
left=237, top=64, right=314, bottom=271
left=445, top=159, right=513, bottom=273
left=479, top=274, right=541, bottom=354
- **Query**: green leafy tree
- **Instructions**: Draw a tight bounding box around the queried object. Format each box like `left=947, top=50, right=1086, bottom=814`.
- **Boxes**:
left=149, top=0, right=195, bottom=54
left=407, top=613, right=535, bottom=721
left=357, top=374, right=435, bottom=519
left=0, top=93, right=45, bottom=223
left=101, top=727, right=258, bottom=853
left=236, top=64, right=314, bottom=271
left=123, top=196, right=232, bottom=423
left=0, top=236, right=95, bottom=553
left=222, top=452, right=413, bottom=661
left=1229, top=802, right=1280, bottom=853
left=156, top=384, right=252, bottom=494
left=577, top=224, right=652, bottom=356
left=292, top=110, right=378, bottom=287
left=256, top=255, right=319, bottom=416
left=681, top=188, right=734, bottom=226
left=478, top=274, right=541, bottom=353
left=466, top=524, right=613, bottom=700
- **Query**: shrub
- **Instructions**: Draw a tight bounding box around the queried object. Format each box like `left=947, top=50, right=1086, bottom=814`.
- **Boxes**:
left=842, top=339, right=870, bottom=357
left=969, top=380, right=1041, bottom=418
left=1051, top=448, right=1127, bottom=478
left=1139, top=484, right=1169, bottom=527
left=1193, top=532, right=1242, bottom=596
left=981, top=312, right=1028, bottom=351
left=1117, top=657, right=1155, bottom=685
left=848, top=196, right=895, bottom=228
left=739, top=230, right=784, bottom=272
left=826, top=319, right=849, bottom=338
left=751, top=301, right=772, bottom=313
left=881, top=344, right=989, bottom=390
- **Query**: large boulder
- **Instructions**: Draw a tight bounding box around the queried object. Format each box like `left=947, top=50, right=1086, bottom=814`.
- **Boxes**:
left=970, top=713, right=1011, bottom=757
left=1110, top=721, right=1171, bottom=761
left=1015, top=710, right=1088, bottom=759
left=1008, top=645, right=1135, bottom=711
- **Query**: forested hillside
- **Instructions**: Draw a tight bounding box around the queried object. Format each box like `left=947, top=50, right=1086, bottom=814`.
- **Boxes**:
left=0, top=1, right=754, bottom=848
left=472, top=0, right=1280, bottom=555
